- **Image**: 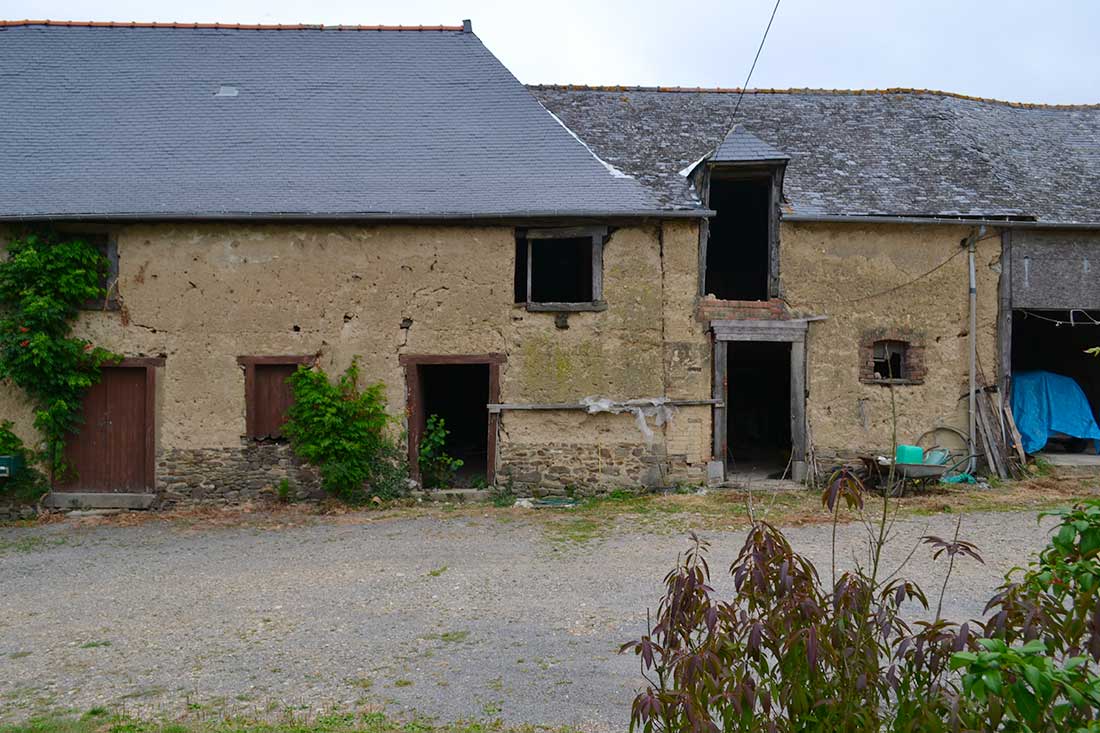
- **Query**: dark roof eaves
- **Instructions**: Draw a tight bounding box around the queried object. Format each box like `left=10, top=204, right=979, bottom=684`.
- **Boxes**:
left=0, top=208, right=713, bottom=223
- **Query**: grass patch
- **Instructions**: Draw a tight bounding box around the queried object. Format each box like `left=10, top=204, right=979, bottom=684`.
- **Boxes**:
left=392, top=680, right=413, bottom=688
left=0, top=712, right=581, bottom=733
left=426, top=566, right=447, bottom=577
left=0, top=536, right=66, bottom=555
left=8, top=651, right=32, bottom=659
left=422, top=630, right=470, bottom=644
left=78, top=641, right=111, bottom=649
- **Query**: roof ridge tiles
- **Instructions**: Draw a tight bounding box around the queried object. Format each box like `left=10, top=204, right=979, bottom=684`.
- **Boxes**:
left=527, top=84, right=1100, bottom=110
left=0, top=19, right=465, bottom=31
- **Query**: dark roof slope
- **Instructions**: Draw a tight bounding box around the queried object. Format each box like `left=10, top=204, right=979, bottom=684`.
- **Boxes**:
left=0, top=22, right=680, bottom=220
left=531, top=86, right=1100, bottom=224
left=713, top=125, right=789, bottom=164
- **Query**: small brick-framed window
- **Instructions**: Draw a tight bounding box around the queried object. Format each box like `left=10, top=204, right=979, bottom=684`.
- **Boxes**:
left=513, top=226, right=608, bottom=312
left=859, top=329, right=925, bottom=385
left=237, top=355, right=316, bottom=440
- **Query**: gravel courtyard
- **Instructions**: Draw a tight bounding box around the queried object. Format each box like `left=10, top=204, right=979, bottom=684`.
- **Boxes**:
left=0, top=505, right=1060, bottom=732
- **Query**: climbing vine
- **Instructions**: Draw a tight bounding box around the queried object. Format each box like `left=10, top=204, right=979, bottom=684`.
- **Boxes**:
left=0, top=230, right=120, bottom=476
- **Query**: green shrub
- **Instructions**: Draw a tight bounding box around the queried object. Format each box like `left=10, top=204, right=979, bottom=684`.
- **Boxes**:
left=0, top=231, right=120, bottom=476
left=0, top=420, right=48, bottom=504
left=418, top=414, right=463, bottom=489
left=283, top=360, right=407, bottom=503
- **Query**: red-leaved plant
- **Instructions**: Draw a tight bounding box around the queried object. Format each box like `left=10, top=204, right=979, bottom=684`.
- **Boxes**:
left=622, top=470, right=1100, bottom=732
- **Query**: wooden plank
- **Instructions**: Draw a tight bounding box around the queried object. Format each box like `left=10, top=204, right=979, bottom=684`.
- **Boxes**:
left=1003, top=401, right=1027, bottom=464
left=973, top=391, right=1003, bottom=479
left=977, top=388, right=1009, bottom=479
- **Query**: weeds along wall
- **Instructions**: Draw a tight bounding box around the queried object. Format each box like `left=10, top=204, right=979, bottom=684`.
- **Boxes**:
left=780, top=222, right=1001, bottom=461
left=0, top=221, right=711, bottom=501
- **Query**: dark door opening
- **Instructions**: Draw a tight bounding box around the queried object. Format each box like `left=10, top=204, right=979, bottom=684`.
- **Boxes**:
left=726, top=341, right=791, bottom=477
left=59, top=366, right=151, bottom=492
left=416, top=363, right=490, bottom=486
left=705, top=177, right=771, bottom=301
left=1011, top=309, right=1100, bottom=453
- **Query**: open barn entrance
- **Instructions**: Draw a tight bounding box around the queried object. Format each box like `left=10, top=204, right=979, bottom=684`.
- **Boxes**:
left=1011, top=309, right=1100, bottom=457
left=725, top=341, right=792, bottom=478
left=402, top=355, right=503, bottom=489
left=418, top=364, right=488, bottom=485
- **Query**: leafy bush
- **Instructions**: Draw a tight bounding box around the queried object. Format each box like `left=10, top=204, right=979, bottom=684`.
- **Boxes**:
left=418, top=414, right=463, bottom=489
left=0, top=420, right=48, bottom=504
left=283, top=360, right=407, bottom=503
left=622, top=480, right=1100, bottom=731
left=0, top=231, right=119, bottom=475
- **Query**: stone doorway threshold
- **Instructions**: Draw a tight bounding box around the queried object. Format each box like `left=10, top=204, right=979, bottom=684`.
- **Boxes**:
left=1036, top=452, right=1100, bottom=477
left=43, top=492, right=156, bottom=510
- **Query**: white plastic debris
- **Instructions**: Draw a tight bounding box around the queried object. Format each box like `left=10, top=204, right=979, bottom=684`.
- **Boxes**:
left=579, top=396, right=677, bottom=444
left=513, top=498, right=535, bottom=509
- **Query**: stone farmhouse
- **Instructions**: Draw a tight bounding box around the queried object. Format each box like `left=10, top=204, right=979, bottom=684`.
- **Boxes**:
left=1, top=20, right=1099, bottom=509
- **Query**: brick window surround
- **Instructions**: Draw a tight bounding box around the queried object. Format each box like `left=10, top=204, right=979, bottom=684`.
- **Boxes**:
left=858, top=328, right=926, bottom=385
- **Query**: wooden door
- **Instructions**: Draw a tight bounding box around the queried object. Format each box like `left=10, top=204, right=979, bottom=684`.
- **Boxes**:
left=59, top=367, right=150, bottom=492
left=251, top=364, right=298, bottom=439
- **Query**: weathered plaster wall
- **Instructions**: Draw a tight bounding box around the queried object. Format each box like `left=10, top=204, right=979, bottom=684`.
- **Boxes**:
left=1, top=221, right=711, bottom=499
left=780, top=222, right=1001, bottom=459
left=498, top=219, right=712, bottom=490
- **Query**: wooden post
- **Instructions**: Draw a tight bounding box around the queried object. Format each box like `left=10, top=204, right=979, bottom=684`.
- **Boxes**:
left=712, top=338, right=727, bottom=467
left=790, top=338, right=807, bottom=482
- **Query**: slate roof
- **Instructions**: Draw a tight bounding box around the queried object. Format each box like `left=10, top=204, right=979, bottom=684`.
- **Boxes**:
left=0, top=22, right=683, bottom=220
left=531, top=86, right=1100, bottom=224
left=713, top=125, right=789, bottom=164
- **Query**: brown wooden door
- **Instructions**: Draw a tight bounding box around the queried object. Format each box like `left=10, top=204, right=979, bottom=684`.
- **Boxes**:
left=251, top=364, right=298, bottom=439
left=60, top=367, right=150, bottom=492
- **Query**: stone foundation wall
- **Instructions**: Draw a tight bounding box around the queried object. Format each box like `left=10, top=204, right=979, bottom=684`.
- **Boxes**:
left=497, top=441, right=671, bottom=495
left=0, top=502, right=37, bottom=521
left=156, top=443, right=322, bottom=506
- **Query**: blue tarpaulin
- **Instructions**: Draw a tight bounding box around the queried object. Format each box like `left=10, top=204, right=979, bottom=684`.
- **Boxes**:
left=1010, top=371, right=1100, bottom=455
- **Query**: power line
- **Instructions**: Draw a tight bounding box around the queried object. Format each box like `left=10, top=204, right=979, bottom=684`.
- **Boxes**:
left=838, top=248, right=965, bottom=304
left=730, top=0, right=784, bottom=122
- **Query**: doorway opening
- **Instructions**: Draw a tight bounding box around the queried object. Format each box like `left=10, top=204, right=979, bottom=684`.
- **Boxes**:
left=705, top=177, right=771, bottom=301
left=414, top=362, right=491, bottom=486
left=1011, top=309, right=1100, bottom=455
left=726, top=341, right=791, bottom=478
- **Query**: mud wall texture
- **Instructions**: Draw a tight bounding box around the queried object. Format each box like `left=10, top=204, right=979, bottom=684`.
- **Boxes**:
left=780, top=222, right=1001, bottom=461
left=0, top=221, right=711, bottom=499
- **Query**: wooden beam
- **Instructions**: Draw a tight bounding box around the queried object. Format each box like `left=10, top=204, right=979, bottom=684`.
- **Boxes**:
left=399, top=353, right=507, bottom=365
left=486, top=398, right=722, bottom=414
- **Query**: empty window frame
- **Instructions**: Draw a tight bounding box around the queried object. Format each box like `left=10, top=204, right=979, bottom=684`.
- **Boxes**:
left=871, top=340, right=907, bottom=380
left=238, top=356, right=316, bottom=440
left=514, top=227, right=607, bottom=311
left=68, top=232, right=119, bottom=310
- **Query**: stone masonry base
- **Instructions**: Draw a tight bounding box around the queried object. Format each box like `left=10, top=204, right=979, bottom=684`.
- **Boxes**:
left=156, top=443, right=322, bottom=506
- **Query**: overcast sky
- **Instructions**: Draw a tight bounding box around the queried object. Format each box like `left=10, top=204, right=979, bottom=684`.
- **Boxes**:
left=6, top=0, right=1100, bottom=104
